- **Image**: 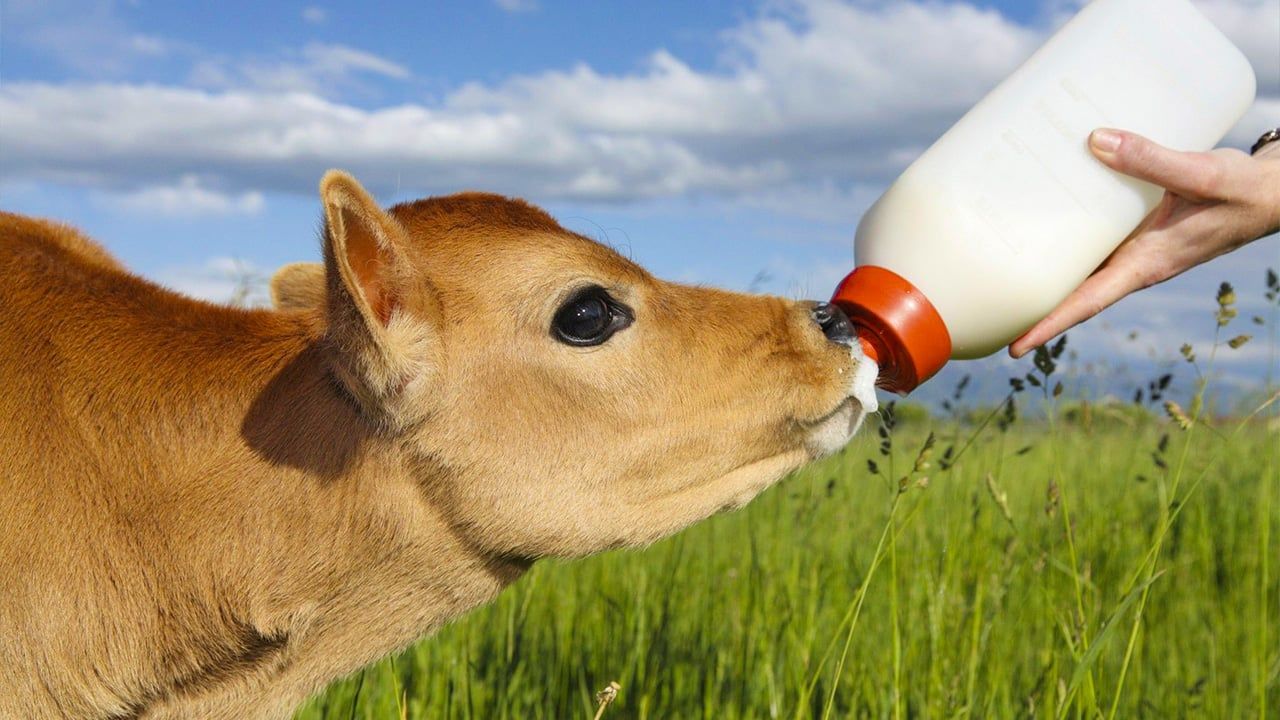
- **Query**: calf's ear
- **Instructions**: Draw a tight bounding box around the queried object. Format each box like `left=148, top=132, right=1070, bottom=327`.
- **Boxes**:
left=270, top=262, right=325, bottom=311
left=321, top=170, right=404, bottom=329
left=319, top=171, right=428, bottom=416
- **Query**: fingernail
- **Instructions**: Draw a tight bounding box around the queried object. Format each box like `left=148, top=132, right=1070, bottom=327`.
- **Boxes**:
left=1090, top=129, right=1121, bottom=154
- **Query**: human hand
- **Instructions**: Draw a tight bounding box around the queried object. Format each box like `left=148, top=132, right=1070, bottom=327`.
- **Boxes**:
left=1009, top=128, right=1280, bottom=358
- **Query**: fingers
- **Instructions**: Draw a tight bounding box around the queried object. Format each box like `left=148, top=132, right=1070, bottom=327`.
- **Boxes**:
left=1008, top=263, right=1146, bottom=358
left=1089, top=129, right=1224, bottom=202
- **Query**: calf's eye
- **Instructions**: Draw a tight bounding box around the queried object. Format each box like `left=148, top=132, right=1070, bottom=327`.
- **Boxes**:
left=552, top=286, right=631, bottom=346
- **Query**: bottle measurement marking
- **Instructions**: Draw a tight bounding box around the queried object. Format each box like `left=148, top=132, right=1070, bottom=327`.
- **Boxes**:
left=1000, top=129, right=1095, bottom=218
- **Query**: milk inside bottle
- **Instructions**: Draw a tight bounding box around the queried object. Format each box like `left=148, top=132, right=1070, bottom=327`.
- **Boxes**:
left=831, top=0, right=1256, bottom=394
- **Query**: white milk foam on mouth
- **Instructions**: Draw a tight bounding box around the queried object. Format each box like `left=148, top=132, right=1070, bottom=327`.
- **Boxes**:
left=849, top=342, right=879, bottom=427
left=803, top=343, right=879, bottom=457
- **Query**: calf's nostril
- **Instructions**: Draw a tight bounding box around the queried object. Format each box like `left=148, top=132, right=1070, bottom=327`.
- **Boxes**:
left=810, top=302, right=855, bottom=345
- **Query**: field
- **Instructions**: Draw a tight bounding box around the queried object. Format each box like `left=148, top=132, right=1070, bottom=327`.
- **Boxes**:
left=294, top=291, right=1279, bottom=719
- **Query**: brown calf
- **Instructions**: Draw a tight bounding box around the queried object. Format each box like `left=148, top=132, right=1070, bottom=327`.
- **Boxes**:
left=0, top=172, right=876, bottom=718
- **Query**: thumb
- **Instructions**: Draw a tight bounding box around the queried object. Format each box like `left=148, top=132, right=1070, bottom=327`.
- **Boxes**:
left=1089, top=128, right=1221, bottom=202
left=1008, top=262, right=1146, bottom=358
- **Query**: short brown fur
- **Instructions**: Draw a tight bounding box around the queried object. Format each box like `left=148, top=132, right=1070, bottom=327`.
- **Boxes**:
left=0, top=174, right=871, bottom=719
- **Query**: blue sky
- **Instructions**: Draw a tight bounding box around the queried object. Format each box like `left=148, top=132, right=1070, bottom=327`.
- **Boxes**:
left=1, top=0, right=1277, bottom=405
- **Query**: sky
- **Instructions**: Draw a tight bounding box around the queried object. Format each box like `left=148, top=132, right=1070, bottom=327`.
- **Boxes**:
left=1, top=0, right=1277, bottom=407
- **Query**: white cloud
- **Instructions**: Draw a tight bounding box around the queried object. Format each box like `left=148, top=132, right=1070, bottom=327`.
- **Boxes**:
left=446, top=1, right=1041, bottom=175
left=0, top=0, right=1272, bottom=212
left=128, top=34, right=168, bottom=57
left=156, top=257, right=269, bottom=305
left=98, top=175, right=265, bottom=217
left=302, top=6, right=327, bottom=24
left=0, top=81, right=781, bottom=202
left=0, top=0, right=1037, bottom=204
left=298, top=43, right=408, bottom=80
left=189, top=43, right=409, bottom=96
left=5, top=0, right=171, bottom=76
left=1198, top=0, right=1280, bottom=94
left=494, top=0, right=538, bottom=13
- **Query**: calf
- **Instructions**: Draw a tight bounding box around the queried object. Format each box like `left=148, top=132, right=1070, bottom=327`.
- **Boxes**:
left=0, top=172, right=877, bottom=719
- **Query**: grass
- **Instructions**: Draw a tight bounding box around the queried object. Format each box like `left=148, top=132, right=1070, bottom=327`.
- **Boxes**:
left=293, top=409, right=1278, bottom=718
left=291, top=279, right=1280, bottom=719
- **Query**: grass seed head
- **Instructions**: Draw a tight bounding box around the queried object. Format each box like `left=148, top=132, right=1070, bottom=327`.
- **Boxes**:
left=939, top=444, right=955, bottom=470
left=1163, top=400, right=1193, bottom=430
left=912, top=431, right=936, bottom=473
left=1044, top=480, right=1060, bottom=516
left=1050, top=335, right=1068, bottom=359
left=593, top=681, right=621, bottom=719
left=985, top=473, right=1014, bottom=526
left=1215, top=282, right=1238, bottom=327
left=1216, top=281, right=1235, bottom=308
left=1032, top=345, right=1057, bottom=377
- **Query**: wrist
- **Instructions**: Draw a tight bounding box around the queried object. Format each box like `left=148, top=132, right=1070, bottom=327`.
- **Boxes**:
left=1244, top=130, right=1280, bottom=235
left=1262, top=152, right=1280, bottom=237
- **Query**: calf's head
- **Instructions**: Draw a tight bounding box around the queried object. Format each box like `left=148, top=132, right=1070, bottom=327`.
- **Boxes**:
left=290, top=171, right=877, bottom=558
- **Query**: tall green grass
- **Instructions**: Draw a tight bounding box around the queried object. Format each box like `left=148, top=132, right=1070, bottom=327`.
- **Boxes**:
left=294, top=413, right=1277, bottom=719
left=293, top=278, right=1279, bottom=719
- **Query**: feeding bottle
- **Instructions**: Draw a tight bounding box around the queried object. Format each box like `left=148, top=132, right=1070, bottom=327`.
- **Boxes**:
left=831, top=0, right=1256, bottom=393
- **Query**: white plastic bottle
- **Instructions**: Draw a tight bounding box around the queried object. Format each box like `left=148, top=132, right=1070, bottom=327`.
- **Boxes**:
left=832, top=0, right=1256, bottom=393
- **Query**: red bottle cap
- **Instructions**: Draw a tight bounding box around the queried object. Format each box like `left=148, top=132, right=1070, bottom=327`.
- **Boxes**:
left=831, top=265, right=951, bottom=394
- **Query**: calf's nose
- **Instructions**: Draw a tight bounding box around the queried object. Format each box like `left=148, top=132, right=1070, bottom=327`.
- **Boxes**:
left=810, top=302, right=855, bottom=346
